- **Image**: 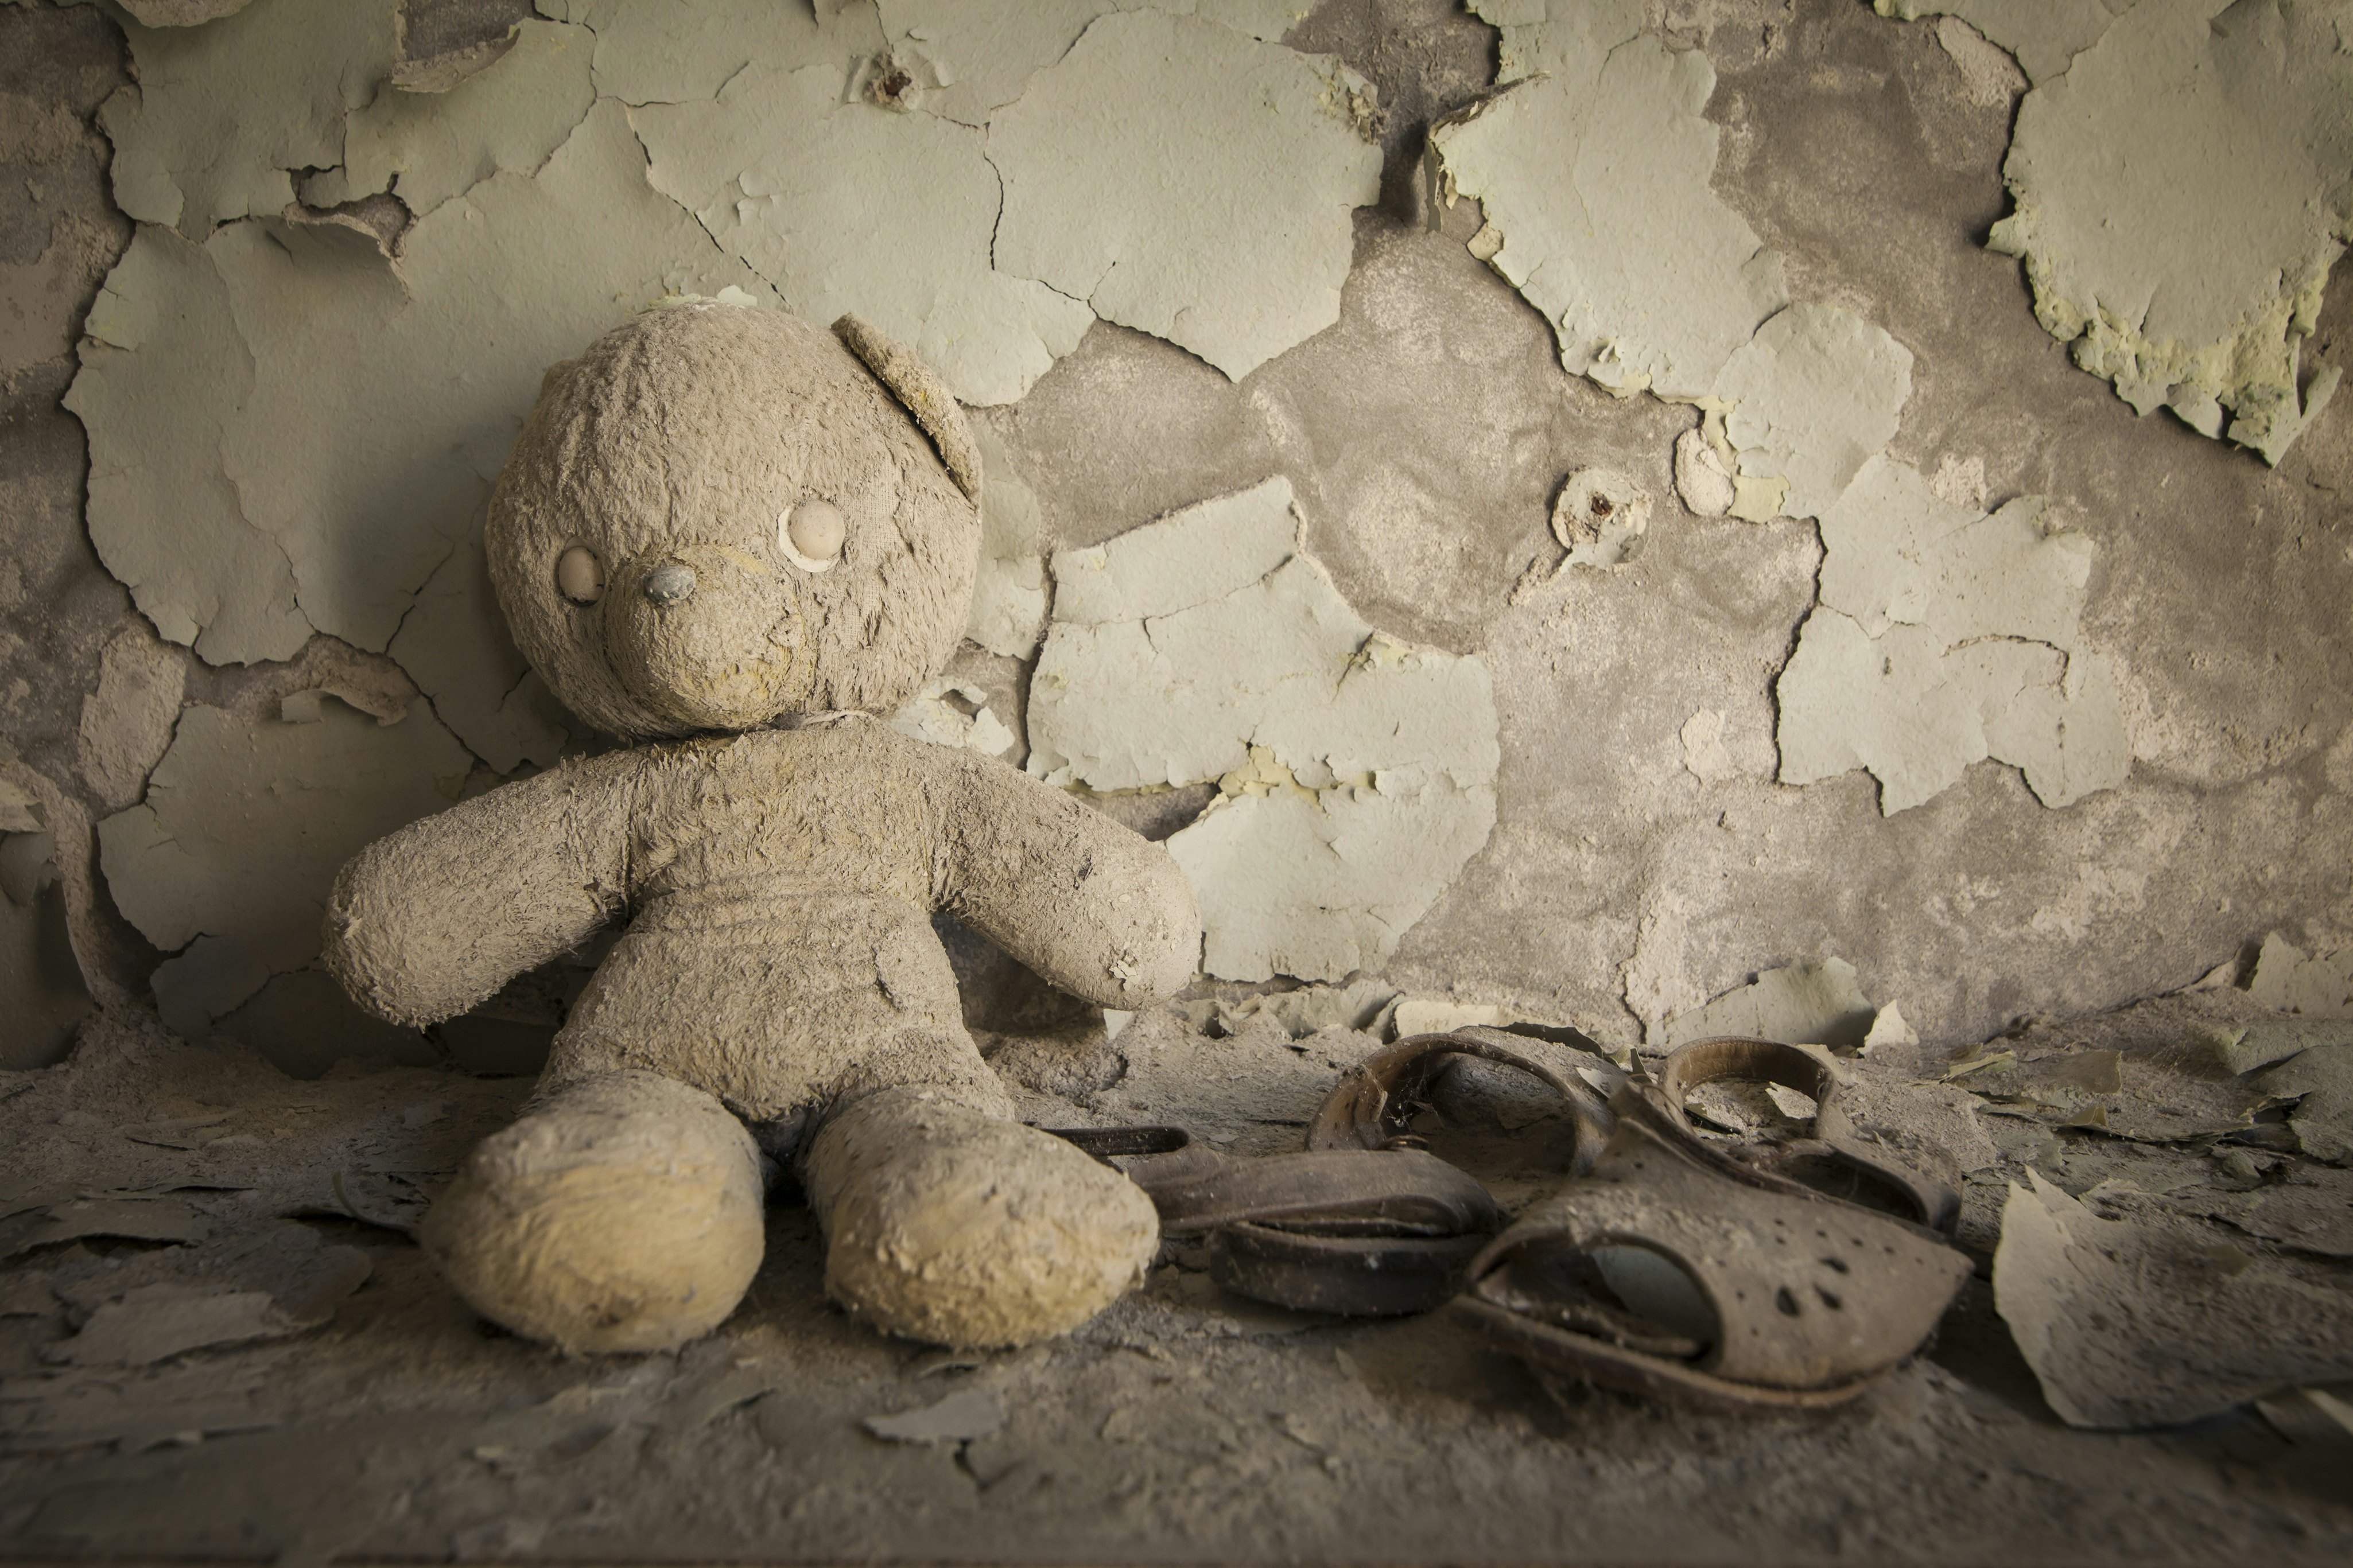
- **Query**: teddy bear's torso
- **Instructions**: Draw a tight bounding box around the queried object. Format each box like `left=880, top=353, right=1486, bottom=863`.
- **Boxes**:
left=542, top=719, right=1009, bottom=1126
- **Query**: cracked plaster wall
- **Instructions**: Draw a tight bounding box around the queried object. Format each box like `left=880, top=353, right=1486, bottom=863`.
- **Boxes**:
left=0, top=0, right=2348, bottom=1079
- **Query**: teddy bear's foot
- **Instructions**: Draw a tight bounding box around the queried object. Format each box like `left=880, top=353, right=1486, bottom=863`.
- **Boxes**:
left=419, top=1069, right=765, bottom=1355
left=805, top=1085, right=1159, bottom=1348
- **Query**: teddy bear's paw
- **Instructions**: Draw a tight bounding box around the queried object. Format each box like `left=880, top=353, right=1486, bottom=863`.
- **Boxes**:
left=806, top=1088, right=1159, bottom=1349
left=419, top=1070, right=765, bottom=1355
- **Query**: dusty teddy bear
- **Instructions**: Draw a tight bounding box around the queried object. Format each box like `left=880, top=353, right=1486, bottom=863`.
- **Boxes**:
left=323, top=301, right=1201, bottom=1355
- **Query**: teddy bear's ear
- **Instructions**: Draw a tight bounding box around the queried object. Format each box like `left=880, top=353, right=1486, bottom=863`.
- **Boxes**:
left=832, top=313, right=981, bottom=503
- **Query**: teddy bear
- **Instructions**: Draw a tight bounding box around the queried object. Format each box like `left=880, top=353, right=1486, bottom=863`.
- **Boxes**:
left=322, top=300, right=1202, bottom=1355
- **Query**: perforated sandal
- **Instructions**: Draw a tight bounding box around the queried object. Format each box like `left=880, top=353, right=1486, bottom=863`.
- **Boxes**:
left=1058, top=1029, right=1617, bottom=1316
left=1453, top=1035, right=1974, bottom=1413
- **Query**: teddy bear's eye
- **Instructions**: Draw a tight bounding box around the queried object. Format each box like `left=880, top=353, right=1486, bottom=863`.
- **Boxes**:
left=779, top=500, right=845, bottom=572
left=555, top=544, right=605, bottom=605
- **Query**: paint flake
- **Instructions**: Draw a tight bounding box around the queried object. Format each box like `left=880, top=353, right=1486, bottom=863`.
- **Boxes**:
left=97, top=698, right=472, bottom=1034
left=99, top=0, right=394, bottom=237
left=988, top=10, right=1382, bottom=381
left=329, top=17, right=596, bottom=216
left=1985, top=0, right=2352, bottom=462
left=2246, top=932, right=2353, bottom=1020
left=1707, top=304, right=1914, bottom=522
left=1776, top=456, right=2129, bottom=814
left=70, top=97, right=770, bottom=671
left=1027, top=479, right=1498, bottom=982
left=1873, top=1, right=2125, bottom=84
left=1427, top=9, right=1789, bottom=400
left=634, top=59, right=1092, bottom=406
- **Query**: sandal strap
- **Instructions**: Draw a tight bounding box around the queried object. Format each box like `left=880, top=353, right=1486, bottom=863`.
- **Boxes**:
left=1650, top=1036, right=1961, bottom=1233
left=1134, top=1146, right=1498, bottom=1237
left=1307, top=1029, right=1618, bottom=1173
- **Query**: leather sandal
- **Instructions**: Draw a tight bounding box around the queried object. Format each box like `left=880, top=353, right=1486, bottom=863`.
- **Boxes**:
left=1052, top=1029, right=1620, bottom=1316
left=1453, top=1035, right=1974, bottom=1413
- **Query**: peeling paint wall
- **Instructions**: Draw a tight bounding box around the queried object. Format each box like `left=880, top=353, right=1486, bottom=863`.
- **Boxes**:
left=1, top=0, right=2349, bottom=1079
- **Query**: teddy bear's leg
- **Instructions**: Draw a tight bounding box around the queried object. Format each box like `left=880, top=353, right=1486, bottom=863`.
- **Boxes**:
left=803, top=1084, right=1159, bottom=1349
left=418, top=1069, right=765, bottom=1355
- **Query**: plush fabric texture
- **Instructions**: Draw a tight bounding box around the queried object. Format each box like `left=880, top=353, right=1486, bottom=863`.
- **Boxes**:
left=328, top=304, right=1201, bottom=1352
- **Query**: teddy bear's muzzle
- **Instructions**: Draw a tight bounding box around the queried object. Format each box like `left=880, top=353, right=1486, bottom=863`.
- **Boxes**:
left=605, top=542, right=810, bottom=732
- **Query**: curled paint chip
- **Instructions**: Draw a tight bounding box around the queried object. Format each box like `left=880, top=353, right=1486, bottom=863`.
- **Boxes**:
left=1984, top=0, right=2352, bottom=463
left=1027, top=479, right=1498, bottom=982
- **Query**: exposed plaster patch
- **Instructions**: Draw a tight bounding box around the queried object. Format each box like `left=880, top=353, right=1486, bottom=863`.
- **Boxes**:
left=98, top=698, right=471, bottom=1039
left=1672, top=427, right=1735, bottom=517
left=1984, top=0, right=2351, bottom=463
left=99, top=0, right=394, bottom=238
left=76, top=624, right=190, bottom=813
left=327, top=17, right=595, bottom=217
left=633, top=58, right=1091, bottom=406
left=1678, top=708, right=1734, bottom=783
left=988, top=10, right=1383, bottom=382
left=1930, top=15, right=2027, bottom=106
left=1027, top=478, right=1498, bottom=982
left=1427, top=3, right=1789, bottom=400
left=1776, top=456, right=2130, bottom=814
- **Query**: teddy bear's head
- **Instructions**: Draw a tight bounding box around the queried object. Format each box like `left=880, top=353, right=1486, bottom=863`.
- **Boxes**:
left=486, top=301, right=982, bottom=741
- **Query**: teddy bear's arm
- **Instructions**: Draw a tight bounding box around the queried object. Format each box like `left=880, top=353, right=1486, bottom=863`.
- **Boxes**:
left=323, top=753, right=637, bottom=1028
left=934, top=752, right=1202, bottom=1010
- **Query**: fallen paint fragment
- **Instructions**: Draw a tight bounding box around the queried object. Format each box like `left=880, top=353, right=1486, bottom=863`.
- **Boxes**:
left=2198, top=1017, right=2353, bottom=1077
left=2246, top=932, right=2353, bottom=1020
left=1663, top=956, right=1878, bottom=1050
left=1776, top=456, right=2129, bottom=814
left=46, top=1222, right=373, bottom=1366
left=863, top=1387, right=1006, bottom=1445
left=4, top=1196, right=211, bottom=1257
left=1028, top=480, right=1497, bottom=982
left=99, top=0, right=394, bottom=238
left=98, top=699, right=471, bottom=1037
left=1427, top=7, right=1786, bottom=401
left=1985, top=0, right=2351, bottom=462
left=989, top=11, right=1381, bottom=381
left=1993, top=1171, right=2353, bottom=1428
left=2157, top=1165, right=2353, bottom=1260
left=2255, top=1046, right=2353, bottom=1165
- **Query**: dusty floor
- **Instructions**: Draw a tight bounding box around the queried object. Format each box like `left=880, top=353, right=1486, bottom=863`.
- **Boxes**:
left=3, top=995, right=2352, bottom=1563
left=3, top=0, right=2353, bottom=1559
